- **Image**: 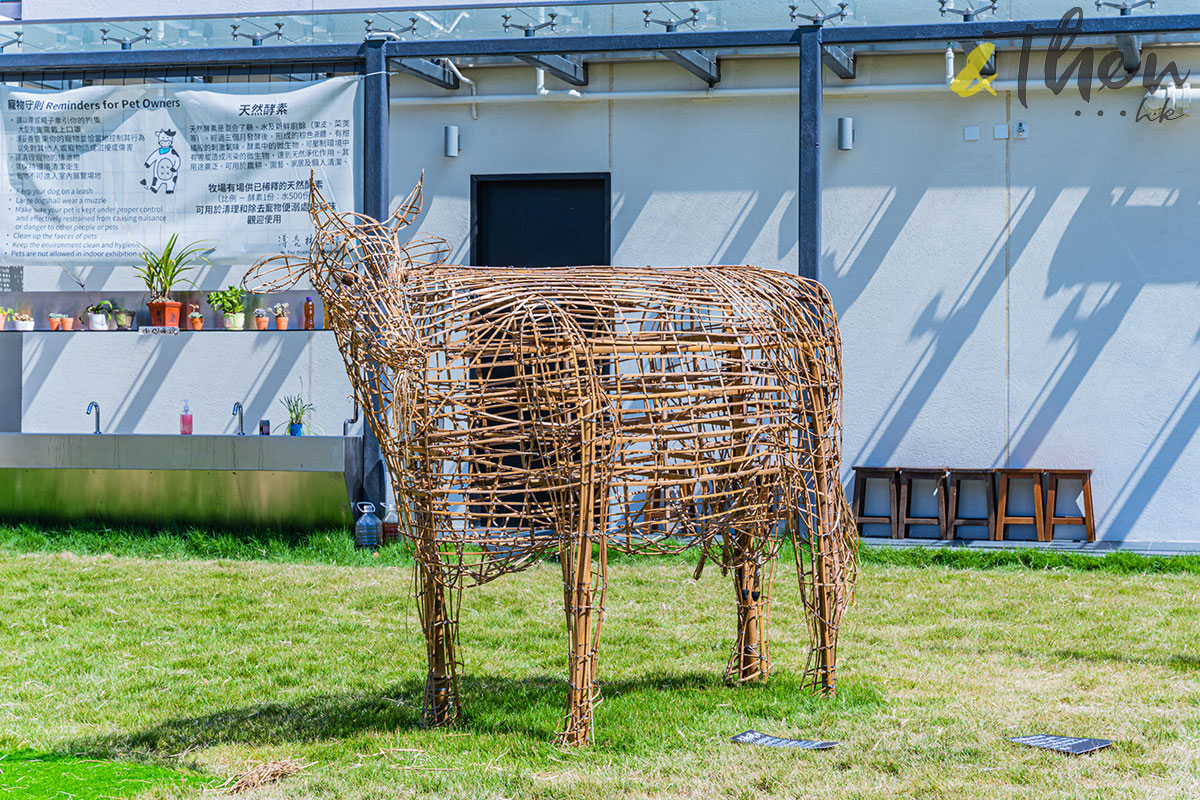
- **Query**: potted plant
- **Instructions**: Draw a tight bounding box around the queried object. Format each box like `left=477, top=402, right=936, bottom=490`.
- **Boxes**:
left=272, top=302, right=290, bottom=330
left=280, top=392, right=314, bottom=436
left=112, top=305, right=134, bottom=330
left=253, top=308, right=270, bottom=331
left=207, top=286, right=245, bottom=330
left=187, top=304, right=204, bottom=331
left=48, top=312, right=63, bottom=331
left=61, top=314, right=76, bottom=331
left=0, top=307, right=10, bottom=330
left=134, top=234, right=207, bottom=328
left=13, top=312, right=34, bottom=331
left=84, top=300, right=114, bottom=331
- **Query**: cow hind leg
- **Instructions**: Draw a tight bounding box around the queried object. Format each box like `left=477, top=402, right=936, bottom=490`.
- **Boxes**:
left=725, top=548, right=775, bottom=684
left=417, top=561, right=462, bottom=727
left=559, top=533, right=607, bottom=746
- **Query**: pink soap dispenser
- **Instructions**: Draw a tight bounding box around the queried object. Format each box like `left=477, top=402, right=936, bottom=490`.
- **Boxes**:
left=180, top=401, right=193, bottom=435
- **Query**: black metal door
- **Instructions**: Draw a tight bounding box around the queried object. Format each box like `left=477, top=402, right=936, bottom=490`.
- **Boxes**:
left=471, top=173, right=610, bottom=267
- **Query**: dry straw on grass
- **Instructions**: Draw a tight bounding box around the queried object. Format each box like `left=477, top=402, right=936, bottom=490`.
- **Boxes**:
left=226, top=758, right=312, bottom=794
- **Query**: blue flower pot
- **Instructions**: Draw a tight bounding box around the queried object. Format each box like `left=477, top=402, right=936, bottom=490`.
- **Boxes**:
left=288, top=423, right=303, bottom=436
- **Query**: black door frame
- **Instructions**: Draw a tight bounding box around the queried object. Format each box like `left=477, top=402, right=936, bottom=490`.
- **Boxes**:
left=469, top=172, right=612, bottom=267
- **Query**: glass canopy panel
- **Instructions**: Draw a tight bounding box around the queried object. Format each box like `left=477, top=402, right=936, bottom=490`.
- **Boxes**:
left=3, top=0, right=1200, bottom=53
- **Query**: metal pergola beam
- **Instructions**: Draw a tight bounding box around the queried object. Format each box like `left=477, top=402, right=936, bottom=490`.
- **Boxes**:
left=1116, top=33, right=1142, bottom=72
left=821, top=44, right=855, bottom=80
left=659, top=49, right=719, bottom=85
left=823, top=13, right=1200, bottom=44
left=0, top=30, right=802, bottom=73
left=516, top=53, right=588, bottom=86
left=392, top=57, right=460, bottom=90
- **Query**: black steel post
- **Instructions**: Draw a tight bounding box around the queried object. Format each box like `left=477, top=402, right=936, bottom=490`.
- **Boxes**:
left=799, top=26, right=821, bottom=281
left=359, top=36, right=389, bottom=508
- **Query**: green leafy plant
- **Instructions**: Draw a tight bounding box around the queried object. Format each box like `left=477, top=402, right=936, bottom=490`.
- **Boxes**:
left=206, top=286, right=245, bottom=315
left=84, top=300, right=114, bottom=316
left=280, top=392, right=314, bottom=427
left=49, top=313, right=66, bottom=320
left=272, top=302, right=289, bottom=318
left=134, top=234, right=208, bottom=302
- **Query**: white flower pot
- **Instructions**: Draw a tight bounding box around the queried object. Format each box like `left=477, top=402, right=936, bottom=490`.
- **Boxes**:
left=14, top=319, right=34, bottom=331
left=87, top=313, right=109, bottom=331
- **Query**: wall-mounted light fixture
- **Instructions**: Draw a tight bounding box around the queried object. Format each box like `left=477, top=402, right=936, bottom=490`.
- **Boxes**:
left=444, top=125, right=460, bottom=157
left=837, top=117, right=854, bottom=150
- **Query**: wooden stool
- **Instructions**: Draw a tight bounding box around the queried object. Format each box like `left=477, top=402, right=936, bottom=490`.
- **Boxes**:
left=946, top=469, right=996, bottom=540
left=994, top=468, right=1045, bottom=541
left=1045, top=469, right=1096, bottom=542
left=851, top=466, right=899, bottom=538
left=897, top=468, right=948, bottom=539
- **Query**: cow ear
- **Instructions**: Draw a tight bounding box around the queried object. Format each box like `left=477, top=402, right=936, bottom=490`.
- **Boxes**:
left=386, top=172, right=424, bottom=232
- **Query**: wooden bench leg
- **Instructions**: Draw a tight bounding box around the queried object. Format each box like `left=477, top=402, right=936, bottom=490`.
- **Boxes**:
left=1082, top=473, right=1096, bottom=543
left=985, top=474, right=996, bottom=540
left=994, top=473, right=1008, bottom=541
left=897, top=476, right=910, bottom=539
left=1033, top=474, right=1047, bottom=542
left=937, top=475, right=950, bottom=540
left=1044, top=474, right=1058, bottom=542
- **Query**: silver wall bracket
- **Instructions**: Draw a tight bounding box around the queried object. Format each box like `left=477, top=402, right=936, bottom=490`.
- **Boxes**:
left=365, top=17, right=418, bottom=37
left=790, top=2, right=848, bottom=25
left=100, top=27, right=152, bottom=51
left=503, top=13, right=558, bottom=37
left=644, top=7, right=720, bottom=85
left=0, top=31, right=21, bottom=52
left=231, top=23, right=284, bottom=47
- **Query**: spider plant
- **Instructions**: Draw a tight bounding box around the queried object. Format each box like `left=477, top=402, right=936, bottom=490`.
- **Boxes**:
left=134, top=234, right=208, bottom=302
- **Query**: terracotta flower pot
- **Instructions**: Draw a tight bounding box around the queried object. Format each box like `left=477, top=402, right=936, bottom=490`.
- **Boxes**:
left=0, top=313, right=7, bottom=330
left=255, top=316, right=269, bottom=330
left=49, top=316, right=62, bottom=331
left=189, top=317, right=204, bottom=331
left=61, top=317, right=75, bottom=331
left=147, top=300, right=182, bottom=328
left=275, top=316, right=289, bottom=330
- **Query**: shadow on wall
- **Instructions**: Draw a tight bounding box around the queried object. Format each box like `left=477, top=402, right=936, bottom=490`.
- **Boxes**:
left=20, top=333, right=314, bottom=434
left=828, top=174, right=1200, bottom=538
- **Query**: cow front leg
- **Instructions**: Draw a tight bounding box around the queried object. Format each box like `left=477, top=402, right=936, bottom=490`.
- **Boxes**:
left=417, top=561, right=461, bottom=727
left=725, top=552, right=775, bottom=684
left=558, top=533, right=607, bottom=746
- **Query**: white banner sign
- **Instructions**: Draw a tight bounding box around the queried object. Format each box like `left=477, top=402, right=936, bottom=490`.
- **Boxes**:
left=0, top=76, right=361, bottom=266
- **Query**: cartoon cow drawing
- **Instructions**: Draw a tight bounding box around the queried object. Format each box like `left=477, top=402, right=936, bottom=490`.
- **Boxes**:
left=141, top=129, right=181, bottom=194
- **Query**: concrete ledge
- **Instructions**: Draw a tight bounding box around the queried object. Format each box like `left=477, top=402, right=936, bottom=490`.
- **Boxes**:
left=0, top=433, right=354, bottom=472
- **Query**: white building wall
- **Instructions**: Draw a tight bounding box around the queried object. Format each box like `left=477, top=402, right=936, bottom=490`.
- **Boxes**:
left=7, top=34, right=1200, bottom=543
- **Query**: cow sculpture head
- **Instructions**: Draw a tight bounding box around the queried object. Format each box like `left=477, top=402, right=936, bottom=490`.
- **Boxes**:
left=243, top=173, right=450, bottom=374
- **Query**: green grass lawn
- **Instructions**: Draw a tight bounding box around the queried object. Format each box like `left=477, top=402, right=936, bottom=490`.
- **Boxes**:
left=1, top=528, right=1198, bottom=798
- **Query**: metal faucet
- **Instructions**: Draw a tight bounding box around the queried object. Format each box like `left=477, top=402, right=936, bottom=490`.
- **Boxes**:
left=86, top=401, right=101, bottom=434
left=232, top=402, right=245, bottom=435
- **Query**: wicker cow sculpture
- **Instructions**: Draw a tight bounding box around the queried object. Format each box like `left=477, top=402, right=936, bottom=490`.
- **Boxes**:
left=245, top=177, right=858, bottom=746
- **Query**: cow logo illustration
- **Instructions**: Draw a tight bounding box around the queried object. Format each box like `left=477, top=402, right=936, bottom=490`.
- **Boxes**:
left=141, top=129, right=182, bottom=194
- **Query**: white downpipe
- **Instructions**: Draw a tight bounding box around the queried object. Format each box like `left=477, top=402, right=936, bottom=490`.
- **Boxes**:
left=945, top=46, right=955, bottom=86
left=441, top=58, right=478, bottom=120
left=1141, top=81, right=1193, bottom=115
left=535, top=67, right=583, bottom=99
